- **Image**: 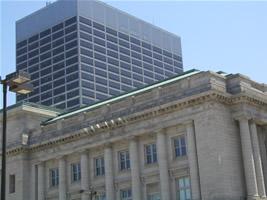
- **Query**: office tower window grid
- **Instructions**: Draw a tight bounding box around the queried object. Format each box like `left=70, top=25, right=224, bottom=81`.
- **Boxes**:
left=16, top=16, right=79, bottom=110
left=16, top=16, right=183, bottom=110
left=79, top=16, right=183, bottom=107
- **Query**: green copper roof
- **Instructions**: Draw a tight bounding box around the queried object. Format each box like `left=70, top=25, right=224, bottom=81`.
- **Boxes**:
left=43, top=69, right=201, bottom=125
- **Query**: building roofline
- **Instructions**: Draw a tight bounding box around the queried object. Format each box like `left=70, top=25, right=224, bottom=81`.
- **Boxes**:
left=91, top=0, right=181, bottom=39
left=16, top=0, right=181, bottom=41
left=16, top=0, right=61, bottom=25
left=42, top=69, right=200, bottom=125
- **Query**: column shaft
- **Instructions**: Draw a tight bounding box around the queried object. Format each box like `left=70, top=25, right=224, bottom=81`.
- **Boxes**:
left=239, top=118, right=258, bottom=197
left=31, top=164, right=37, bottom=200
left=129, top=138, right=142, bottom=200
left=81, top=152, right=89, bottom=200
left=259, top=129, right=267, bottom=193
left=186, top=121, right=201, bottom=200
left=59, top=157, right=67, bottom=200
left=104, top=145, right=115, bottom=200
left=157, top=130, right=171, bottom=200
left=250, top=122, right=266, bottom=197
left=37, top=162, right=45, bottom=200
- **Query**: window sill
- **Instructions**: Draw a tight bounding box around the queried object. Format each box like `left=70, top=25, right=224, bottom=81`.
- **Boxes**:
left=70, top=180, right=81, bottom=185
left=144, top=162, right=158, bottom=169
left=173, top=155, right=188, bottom=162
left=118, top=168, right=131, bottom=174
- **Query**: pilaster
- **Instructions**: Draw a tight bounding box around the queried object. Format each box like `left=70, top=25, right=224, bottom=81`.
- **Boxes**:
left=59, top=156, right=67, bottom=200
left=81, top=150, right=90, bottom=200
left=37, top=162, right=45, bottom=200
left=104, top=143, right=115, bottom=200
left=129, top=136, right=142, bottom=200
left=238, top=116, right=258, bottom=197
left=157, top=129, right=171, bottom=200
left=185, top=120, right=201, bottom=200
left=250, top=122, right=266, bottom=197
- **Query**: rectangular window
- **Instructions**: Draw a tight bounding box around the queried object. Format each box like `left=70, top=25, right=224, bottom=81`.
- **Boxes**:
left=17, top=40, right=27, bottom=49
left=52, top=23, right=63, bottom=32
left=65, top=24, right=77, bottom=34
left=130, top=37, right=140, bottom=45
left=109, top=88, right=121, bottom=96
left=109, top=72, right=120, bottom=81
left=174, top=135, right=187, bottom=158
left=119, top=151, right=130, bottom=171
left=17, top=49, right=28, bottom=59
left=106, top=27, right=117, bottom=36
left=40, top=29, right=51, bottom=38
left=163, top=50, right=172, bottom=58
left=56, top=103, right=66, bottom=109
left=65, top=16, right=77, bottom=26
left=107, top=35, right=117, bottom=44
left=52, top=38, right=64, bottom=48
left=93, top=29, right=105, bottom=39
left=52, top=30, right=64, bottom=40
left=17, top=54, right=27, bottom=64
left=95, top=156, right=105, bottom=176
left=94, top=37, right=105, bottom=46
left=40, top=36, right=51, bottom=46
left=118, top=32, right=129, bottom=41
left=54, top=94, right=65, bottom=103
left=66, top=81, right=79, bottom=90
left=67, top=98, right=80, bottom=107
left=147, top=194, right=160, bottom=200
left=95, top=192, right=106, bottom=200
left=119, top=39, right=130, bottom=48
left=120, top=188, right=132, bottom=200
left=94, top=45, right=106, bottom=54
left=79, top=16, right=92, bottom=26
left=50, top=168, right=59, bottom=187
left=142, top=41, right=151, bottom=50
left=145, top=143, right=157, bottom=164
left=28, top=42, right=39, bottom=51
left=107, top=50, right=118, bottom=58
left=28, top=49, right=38, bottom=59
left=9, top=174, right=15, bottom=193
left=107, top=42, right=118, bottom=51
left=67, top=89, right=79, bottom=99
left=28, top=34, right=39, bottom=43
left=93, top=21, right=105, bottom=31
left=147, top=183, right=160, bottom=200
left=80, top=32, right=92, bottom=42
left=176, top=177, right=191, bottom=200
left=71, top=163, right=81, bottom=182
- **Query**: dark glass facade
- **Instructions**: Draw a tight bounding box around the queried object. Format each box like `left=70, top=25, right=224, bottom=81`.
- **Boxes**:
left=16, top=17, right=79, bottom=110
left=16, top=16, right=183, bottom=110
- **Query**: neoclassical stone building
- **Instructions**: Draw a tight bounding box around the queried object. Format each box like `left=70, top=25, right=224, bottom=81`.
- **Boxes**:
left=1, top=69, right=267, bottom=200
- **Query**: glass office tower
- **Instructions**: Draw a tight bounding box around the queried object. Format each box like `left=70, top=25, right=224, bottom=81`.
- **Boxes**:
left=16, top=0, right=183, bottom=110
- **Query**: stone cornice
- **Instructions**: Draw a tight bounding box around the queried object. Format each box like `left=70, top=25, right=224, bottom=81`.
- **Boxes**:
left=4, top=90, right=267, bottom=156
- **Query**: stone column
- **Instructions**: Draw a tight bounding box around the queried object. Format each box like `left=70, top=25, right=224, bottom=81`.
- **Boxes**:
left=59, top=157, right=67, bottom=200
left=185, top=121, right=201, bottom=200
left=259, top=127, right=267, bottom=193
left=37, top=162, right=45, bottom=200
left=129, top=137, right=142, bottom=200
left=156, top=129, right=171, bottom=200
left=238, top=117, right=258, bottom=197
left=31, top=164, right=37, bottom=200
left=81, top=151, right=90, bottom=200
left=250, top=122, right=266, bottom=197
left=104, top=144, right=115, bottom=200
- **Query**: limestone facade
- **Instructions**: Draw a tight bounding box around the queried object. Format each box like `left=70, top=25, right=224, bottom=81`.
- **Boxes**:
left=1, top=70, right=267, bottom=200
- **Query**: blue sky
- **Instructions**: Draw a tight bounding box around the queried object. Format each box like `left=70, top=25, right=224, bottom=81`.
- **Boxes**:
left=1, top=0, right=267, bottom=107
